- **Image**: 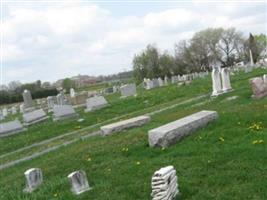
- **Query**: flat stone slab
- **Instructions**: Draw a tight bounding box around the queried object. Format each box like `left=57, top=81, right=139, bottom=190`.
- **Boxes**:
left=101, top=115, right=150, bottom=136
left=148, top=110, right=218, bottom=148
left=23, top=109, right=49, bottom=126
left=0, top=120, right=26, bottom=137
left=85, top=96, right=108, bottom=112
left=53, top=105, right=78, bottom=121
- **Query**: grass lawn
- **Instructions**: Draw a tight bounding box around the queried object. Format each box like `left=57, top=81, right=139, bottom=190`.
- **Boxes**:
left=0, top=68, right=266, bottom=200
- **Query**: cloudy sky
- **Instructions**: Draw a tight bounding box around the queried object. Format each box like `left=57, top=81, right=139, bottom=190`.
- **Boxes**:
left=2, top=0, right=266, bottom=84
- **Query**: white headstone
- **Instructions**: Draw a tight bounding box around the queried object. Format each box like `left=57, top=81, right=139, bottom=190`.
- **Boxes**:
left=211, top=67, right=222, bottom=96
left=24, top=168, right=43, bottom=193
left=120, top=84, right=137, bottom=97
left=56, top=93, right=64, bottom=106
left=53, top=105, right=77, bottom=121
left=250, top=49, right=254, bottom=66
left=47, top=96, right=54, bottom=110
left=70, top=88, right=76, bottom=98
left=158, top=78, right=164, bottom=87
left=2, top=108, right=8, bottom=117
left=19, top=104, right=24, bottom=113
left=164, top=76, right=168, bottom=86
left=263, top=74, right=267, bottom=83
left=11, top=106, right=17, bottom=115
left=151, top=166, right=179, bottom=200
left=68, top=170, right=91, bottom=195
left=22, top=90, right=33, bottom=109
left=221, top=68, right=232, bottom=92
left=85, top=96, right=108, bottom=112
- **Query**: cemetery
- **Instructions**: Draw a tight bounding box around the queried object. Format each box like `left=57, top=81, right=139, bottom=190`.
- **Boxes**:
left=0, top=67, right=266, bottom=199
left=0, top=3, right=267, bottom=199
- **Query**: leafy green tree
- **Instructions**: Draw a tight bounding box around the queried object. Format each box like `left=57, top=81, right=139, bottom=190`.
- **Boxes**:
left=62, top=78, right=76, bottom=92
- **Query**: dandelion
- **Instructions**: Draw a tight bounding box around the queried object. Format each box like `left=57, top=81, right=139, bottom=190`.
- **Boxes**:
left=252, top=140, right=258, bottom=145
left=219, top=137, right=225, bottom=142
left=87, top=157, right=92, bottom=162
left=161, top=147, right=165, bottom=151
left=258, top=140, right=264, bottom=144
left=53, top=193, right=58, bottom=197
left=136, top=161, right=141, bottom=165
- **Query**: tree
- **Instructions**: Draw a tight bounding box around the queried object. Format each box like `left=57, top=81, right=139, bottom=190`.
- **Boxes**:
left=159, top=51, right=175, bottom=77
left=217, top=28, right=244, bottom=67
left=62, top=78, right=76, bottom=91
left=8, top=81, right=22, bottom=91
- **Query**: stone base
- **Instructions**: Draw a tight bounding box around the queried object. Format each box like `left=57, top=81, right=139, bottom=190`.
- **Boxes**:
left=148, top=110, right=218, bottom=148
left=53, top=113, right=78, bottom=121
left=101, top=115, right=150, bottom=136
left=84, top=104, right=108, bottom=113
left=23, top=116, right=49, bottom=126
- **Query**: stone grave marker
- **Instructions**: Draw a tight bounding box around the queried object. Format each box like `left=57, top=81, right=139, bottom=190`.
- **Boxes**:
left=120, top=84, right=137, bottom=97
left=85, top=96, right=108, bottom=112
left=23, top=109, right=49, bottom=126
left=0, top=120, right=26, bottom=137
left=23, top=168, right=43, bottom=193
left=68, top=170, right=91, bottom=195
left=151, top=166, right=179, bottom=200
left=53, top=105, right=77, bottom=121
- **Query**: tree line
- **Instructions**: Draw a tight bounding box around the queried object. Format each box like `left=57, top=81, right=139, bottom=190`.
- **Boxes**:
left=0, top=80, right=57, bottom=105
left=132, top=27, right=267, bottom=83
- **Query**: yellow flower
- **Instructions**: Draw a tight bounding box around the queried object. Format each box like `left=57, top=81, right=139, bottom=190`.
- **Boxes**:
left=136, top=161, right=141, bottom=165
left=53, top=193, right=58, bottom=197
left=252, top=140, right=258, bottom=144
left=219, top=137, right=225, bottom=142
left=258, top=140, right=264, bottom=144
left=87, top=157, right=92, bottom=162
left=161, top=147, right=165, bottom=151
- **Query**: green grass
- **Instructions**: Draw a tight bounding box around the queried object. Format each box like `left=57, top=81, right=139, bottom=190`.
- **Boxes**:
left=0, top=68, right=266, bottom=200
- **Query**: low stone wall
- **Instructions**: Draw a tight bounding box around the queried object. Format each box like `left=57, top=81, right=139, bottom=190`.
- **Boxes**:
left=148, top=110, right=218, bottom=148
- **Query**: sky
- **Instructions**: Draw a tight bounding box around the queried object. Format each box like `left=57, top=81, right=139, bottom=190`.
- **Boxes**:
left=1, top=0, right=267, bottom=84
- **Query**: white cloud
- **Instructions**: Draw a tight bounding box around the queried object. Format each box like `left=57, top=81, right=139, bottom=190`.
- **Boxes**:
left=2, top=2, right=266, bottom=84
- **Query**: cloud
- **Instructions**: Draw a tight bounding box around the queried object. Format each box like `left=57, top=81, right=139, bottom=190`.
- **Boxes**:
left=2, top=1, right=266, bottom=84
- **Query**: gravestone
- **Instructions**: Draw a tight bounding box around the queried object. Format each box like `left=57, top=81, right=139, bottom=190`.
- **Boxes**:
left=11, top=106, right=17, bottom=115
left=23, top=109, right=49, bottom=126
left=68, top=170, right=91, bottom=195
left=69, top=92, right=88, bottom=106
left=152, top=79, right=159, bottom=88
left=56, top=93, right=65, bottom=106
left=101, top=115, right=150, bottom=136
left=85, top=96, right=108, bottom=112
left=148, top=110, right=218, bottom=148
left=211, top=67, right=222, bottom=96
left=2, top=108, right=8, bottom=117
left=47, top=96, right=54, bottom=111
left=53, top=105, right=77, bottom=121
left=221, top=68, right=232, bottom=92
left=70, top=88, right=76, bottom=98
left=151, top=166, right=179, bottom=200
left=120, top=84, right=137, bottom=97
left=145, top=79, right=154, bottom=90
left=158, top=78, right=164, bottom=87
left=263, top=74, right=267, bottom=83
left=19, top=104, right=24, bottom=113
left=250, top=49, right=254, bottom=66
left=24, top=168, right=43, bottom=193
left=164, top=76, right=168, bottom=86
left=22, top=90, right=33, bottom=109
left=250, top=77, right=267, bottom=99
left=0, top=120, right=25, bottom=137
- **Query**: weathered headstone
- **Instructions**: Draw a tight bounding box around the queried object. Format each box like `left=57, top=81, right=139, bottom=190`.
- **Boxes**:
left=56, top=93, right=65, bottom=106
left=0, top=120, right=25, bottom=137
left=68, top=170, right=91, bottom=195
left=148, top=110, right=218, bottom=148
left=11, top=106, right=17, bottom=115
left=120, top=84, right=137, bottom=97
left=164, top=76, right=168, bottom=86
left=22, top=90, right=33, bottom=109
left=158, top=78, right=164, bottom=87
left=2, top=108, right=8, bottom=117
left=250, top=49, right=254, bottom=66
left=47, top=96, right=54, bottom=111
left=250, top=77, right=267, bottom=99
left=263, top=74, right=267, bottom=83
left=151, top=166, right=179, bottom=200
left=211, top=67, right=222, bottom=96
left=53, top=105, right=77, bottom=121
left=221, top=68, right=232, bottom=92
left=70, top=88, right=76, bottom=98
left=101, top=115, right=151, bottom=136
left=19, top=104, right=24, bottom=113
left=23, top=168, right=43, bottom=193
left=85, top=96, right=108, bottom=112
left=23, top=109, right=48, bottom=126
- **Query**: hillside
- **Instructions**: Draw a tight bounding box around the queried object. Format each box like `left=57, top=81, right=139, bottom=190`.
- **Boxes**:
left=0, top=68, right=266, bottom=200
